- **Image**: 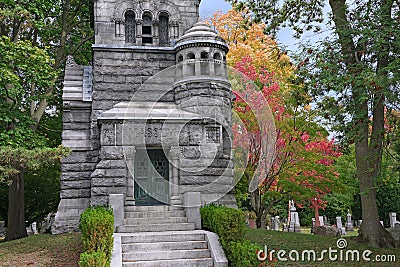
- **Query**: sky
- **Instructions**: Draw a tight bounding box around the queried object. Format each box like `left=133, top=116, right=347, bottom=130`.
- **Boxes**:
left=199, top=0, right=329, bottom=54
left=199, top=0, right=298, bottom=52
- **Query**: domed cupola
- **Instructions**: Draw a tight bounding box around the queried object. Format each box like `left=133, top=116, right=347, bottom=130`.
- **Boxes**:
left=173, top=22, right=232, bottom=127
left=174, top=22, right=229, bottom=82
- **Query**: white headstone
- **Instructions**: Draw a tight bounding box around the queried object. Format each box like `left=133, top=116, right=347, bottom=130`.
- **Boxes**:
left=336, top=216, right=346, bottom=235
left=345, top=212, right=354, bottom=231
left=273, top=216, right=280, bottom=231
left=32, top=222, right=38, bottom=235
left=389, top=212, right=399, bottom=228
left=319, top=216, right=324, bottom=226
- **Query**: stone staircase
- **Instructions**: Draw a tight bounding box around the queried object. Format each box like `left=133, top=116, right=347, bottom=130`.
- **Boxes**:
left=111, top=205, right=221, bottom=267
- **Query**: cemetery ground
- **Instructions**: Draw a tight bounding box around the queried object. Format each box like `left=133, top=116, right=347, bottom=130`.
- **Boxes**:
left=0, top=229, right=398, bottom=266
left=0, top=233, right=81, bottom=266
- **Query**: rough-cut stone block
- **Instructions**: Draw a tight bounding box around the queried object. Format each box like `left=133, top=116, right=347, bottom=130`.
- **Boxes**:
left=91, top=177, right=126, bottom=187
left=60, top=189, right=91, bottom=199
left=61, top=180, right=91, bottom=190
left=180, top=184, right=235, bottom=195
left=63, top=111, right=91, bottom=123
left=101, top=146, right=124, bottom=160
left=91, top=196, right=108, bottom=206
left=96, top=159, right=126, bottom=169
left=91, top=168, right=126, bottom=178
left=181, top=168, right=233, bottom=177
left=61, top=171, right=93, bottom=181
left=180, top=175, right=235, bottom=186
left=62, top=152, right=98, bottom=164
left=62, top=162, right=97, bottom=172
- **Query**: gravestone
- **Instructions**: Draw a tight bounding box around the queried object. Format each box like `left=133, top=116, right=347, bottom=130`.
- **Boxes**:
left=389, top=212, right=400, bottom=228
left=31, top=222, right=38, bottom=235
left=314, top=225, right=340, bottom=237
left=273, top=216, right=280, bottom=231
left=323, top=215, right=329, bottom=226
left=345, top=212, right=354, bottom=231
left=319, top=216, right=324, bottom=226
left=289, top=201, right=301, bottom=232
left=336, top=216, right=346, bottom=235
left=0, top=221, right=5, bottom=237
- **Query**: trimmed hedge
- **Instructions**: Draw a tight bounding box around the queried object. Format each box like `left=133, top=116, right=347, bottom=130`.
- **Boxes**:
left=79, top=206, right=114, bottom=266
left=79, top=251, right=108, bottom=267
left=200, top=204, right=262, bottom=267
left=201, top=204, right=245, bottom=243
left=225, top=240, right=262, bottom=267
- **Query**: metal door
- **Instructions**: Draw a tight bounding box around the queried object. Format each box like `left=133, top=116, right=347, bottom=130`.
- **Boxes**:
left=134, top=149, right=170, bottom=205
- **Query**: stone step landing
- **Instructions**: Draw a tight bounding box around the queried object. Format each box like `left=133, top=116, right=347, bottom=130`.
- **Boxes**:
left=120, top=232, right=213, bottom=267
left=111, top=206, right=218, bottom=267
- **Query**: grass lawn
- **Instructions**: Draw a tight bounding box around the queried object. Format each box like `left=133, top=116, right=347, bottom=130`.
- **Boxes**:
left=0, top=233, right=82, bottom=267
left=246, top=228, right=399, bottom=266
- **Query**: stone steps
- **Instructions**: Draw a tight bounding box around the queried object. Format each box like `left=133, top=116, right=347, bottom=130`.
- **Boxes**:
left=117, top=222, right=196, bottom=233
left=122, top=240, right=208, bottom=252
left=123, top=248, right=211, bottom=261
left=121, top=231, right=206, bottom=243
left=124, top=205, right=174, bottom=212
left=122, top=258, right=213, bottom=267
left=114, top=206, right=216, bottom=267
left=124, top=210, right=186, bottom=218
left=124, top=216, right=187, bottom=225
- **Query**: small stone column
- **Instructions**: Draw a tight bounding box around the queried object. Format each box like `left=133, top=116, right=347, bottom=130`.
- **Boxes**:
left=136, top=19, right=143, bottom=45
left=195, top=59, right=201, bottom=76
left=169, top=146, right=182, bottom=207
left=125, top=146, right=136, bottom=203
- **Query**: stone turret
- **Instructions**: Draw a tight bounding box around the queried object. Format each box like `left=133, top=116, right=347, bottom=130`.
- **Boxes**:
left=174, top=22, right=232, bottom=127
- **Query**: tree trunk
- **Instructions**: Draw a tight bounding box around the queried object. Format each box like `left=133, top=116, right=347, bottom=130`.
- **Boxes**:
left=6, top=171, right=27, bottom=241
left=329, top=0, right=396, bottom=248
left=356, top=143, right=395, bottom=247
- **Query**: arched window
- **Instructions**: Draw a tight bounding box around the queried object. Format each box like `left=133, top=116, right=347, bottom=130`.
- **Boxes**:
left=125, top=11, right=136, bottom=43
left=187, top=53, right=195, bottom=76
left=177, top=55, right=184, bottom=78
left=214, top=53, right=222, bottom=76
left=142, top=13, right=153, bottom=44
left=159, top=13, right=169, bottom=46
left=200, top=52, right=209, bottom=75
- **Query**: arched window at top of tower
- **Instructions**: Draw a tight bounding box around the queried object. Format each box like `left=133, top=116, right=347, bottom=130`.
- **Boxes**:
left=187, top=53, right=195, bottom=60
left=177, top=55, right=184, bottom=63
left=213, top=52, right=222, bottom=61
left=200, top=52, right=209, bottom=59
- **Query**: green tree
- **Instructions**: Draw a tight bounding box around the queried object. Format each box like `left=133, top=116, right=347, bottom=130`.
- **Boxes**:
left=229, top=0, right=400, bottom=247
left=0, top=0, right=92, bottom=239
left=0, top=146, right=69, bottom=241
left=0, top=0, right=93, bottom=128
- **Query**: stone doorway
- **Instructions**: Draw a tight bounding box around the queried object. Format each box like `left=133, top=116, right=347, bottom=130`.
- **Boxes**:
left=134, top=149, right=170, bottom=206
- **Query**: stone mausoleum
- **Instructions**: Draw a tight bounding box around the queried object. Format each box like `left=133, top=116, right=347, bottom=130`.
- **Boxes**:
left=52, top=0, right=237, bottom=233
